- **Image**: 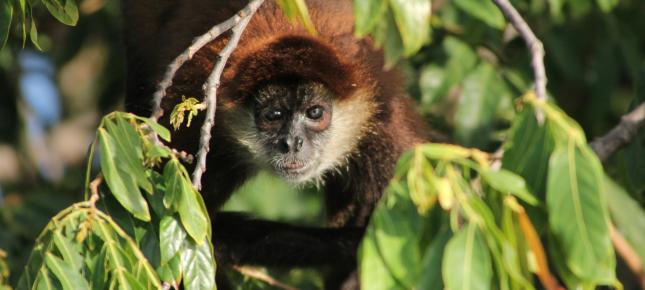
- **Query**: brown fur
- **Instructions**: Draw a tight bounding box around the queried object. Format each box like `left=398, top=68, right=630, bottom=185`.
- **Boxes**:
left=123, top=1, right=430, bottom=289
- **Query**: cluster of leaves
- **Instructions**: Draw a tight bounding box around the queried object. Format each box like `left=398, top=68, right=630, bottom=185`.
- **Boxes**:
left=360, top=94, right=645, bottom=289
left=16, top=112, right=216, bottom=290
left=1, top=0, right=79, bottom=50
left=0, top=250, right=10, bottom=290
left=276, top=0, right=432, bottom=68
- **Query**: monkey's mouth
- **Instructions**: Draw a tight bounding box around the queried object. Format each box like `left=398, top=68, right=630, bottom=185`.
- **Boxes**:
left=274, top=160, right=312, bottom=180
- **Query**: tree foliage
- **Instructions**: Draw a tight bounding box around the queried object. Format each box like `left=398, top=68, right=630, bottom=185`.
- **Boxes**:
left=1, top=0, right=644, bottom=289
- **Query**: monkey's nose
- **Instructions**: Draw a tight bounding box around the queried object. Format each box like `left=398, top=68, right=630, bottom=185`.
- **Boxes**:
left=278, top=136, right=304, bottom=153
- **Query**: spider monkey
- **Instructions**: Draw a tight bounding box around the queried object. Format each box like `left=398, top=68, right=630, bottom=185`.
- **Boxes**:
left=122, top=0, right=433, bottom=289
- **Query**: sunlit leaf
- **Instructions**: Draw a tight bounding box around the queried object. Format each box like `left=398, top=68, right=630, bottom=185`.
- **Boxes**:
left=371, top=9, right=404, bottom=68
left=546, top=142, right=616, bottom=285
left=44, top=253, right=91, bottom=290
left=596, top=0, right=618, bottom=13
left=52, top=232, right=83, bottom=272
left=453, top=0, right=505, bottom=29
left=353, top=0, right=387, bottom=36
left=276, top=0, right=316, bottom=34
left=480, top=169, right=538, bottom=205
left=388, top=0, right=431, bottom=56
left=360, top=185, right=423, bottom=289
left=104, top=116, right=153, bottom=195
left=181, top=240, right=216, bottom=290
left=98, top=128, right=151, bottom=221
left=159, top=216, right=187, bottom=266
left=41, top=0, right=78, bottom=26
left=442, top=224, right=492, bottom=290
left=29, top=16, right=42, bottom=51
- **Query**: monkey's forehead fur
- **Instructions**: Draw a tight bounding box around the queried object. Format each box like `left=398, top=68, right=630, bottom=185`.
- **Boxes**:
left=163, top=0, right=403, bottom=111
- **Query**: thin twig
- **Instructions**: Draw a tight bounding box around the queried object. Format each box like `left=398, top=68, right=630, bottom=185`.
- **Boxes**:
left=610, top=224, right=645, bottom=289
left=492, top=0, right=547, bottom=123
left=590, top=102, right=645, bottom=162
left=89, top=174, right=103, bottom=206
left=233, top=265, right=300, bottom=290
left=191, top=0, right=265, bottom=189
left=150, top=0, right=266, bottom=121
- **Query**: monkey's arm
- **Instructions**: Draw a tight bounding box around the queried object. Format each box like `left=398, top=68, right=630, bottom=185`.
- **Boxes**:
left=212, top=212, right=364, bottom=267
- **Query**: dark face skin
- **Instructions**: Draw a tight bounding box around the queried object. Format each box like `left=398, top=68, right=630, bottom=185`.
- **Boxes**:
left=252, top=81, right=334, bottom=182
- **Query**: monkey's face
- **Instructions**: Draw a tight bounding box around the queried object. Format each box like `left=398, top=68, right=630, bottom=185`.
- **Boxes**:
left=252, top=81, right=334, bottom=183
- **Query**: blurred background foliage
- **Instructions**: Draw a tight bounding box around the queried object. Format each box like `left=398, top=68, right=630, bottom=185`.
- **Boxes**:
left=0, top=0, right=643, bottom=288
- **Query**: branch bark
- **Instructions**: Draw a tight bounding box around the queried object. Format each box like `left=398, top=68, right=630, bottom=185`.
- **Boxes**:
left=590, top=102, right=645, bottom=162
left=150, top=0, right=266, bottom=122
left=191, top=1, right=265, bottom=189
left=492, top=0, right=547, bottom=122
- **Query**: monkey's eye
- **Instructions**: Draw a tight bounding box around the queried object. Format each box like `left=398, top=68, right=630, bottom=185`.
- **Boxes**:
left=264, top=109, right=284, bottom=121
left=306, top=106, right=324, bottom=120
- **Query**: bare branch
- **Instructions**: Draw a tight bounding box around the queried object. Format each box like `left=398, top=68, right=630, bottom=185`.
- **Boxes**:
left=590, top=102, right=645, bottom=162
left=191, top=0, right=265, bottom=189
left=150, top=0, right=266, bottom=122
left=233, top=265, right=299, bottom=290
left=492, top=0, right=547, bottom=122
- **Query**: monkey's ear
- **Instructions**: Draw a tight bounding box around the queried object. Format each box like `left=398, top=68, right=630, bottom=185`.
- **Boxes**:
left=232, top=36, right=359, bottom=100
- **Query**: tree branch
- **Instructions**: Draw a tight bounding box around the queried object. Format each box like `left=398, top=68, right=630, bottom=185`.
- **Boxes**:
left=492, top=0, right=547, bottom=122
left=590, top=102, right=645, bottom=162
left=150, top=0, right=266, bottom=122
left=191, top=0, right=265, bottom=189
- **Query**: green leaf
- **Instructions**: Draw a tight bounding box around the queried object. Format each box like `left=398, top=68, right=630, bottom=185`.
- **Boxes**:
left=387, top=0, right=431, bottom=56
left=104, top=116, right=154, bottom=195
left=359, top=226, right=406, bottom=290
left=359, top=187, right=422, bottom=289
left=453, top=0, right=505, bottom=29
left=133, top=115, right=171, bottom=141
left=0, top=0, right=12, bottom=49
left=45, top=253, right=91, bottom=290
left=178, top=182, right=208, bottom=243
left=159, top=216, right=187, bottom=266
left=442, top=224, right=492, bottom=290
left=418, top=143, right=472, bottom=160
left=546, top=142, right=616, bottom=284
left=479, top=169, right=538, bottom=205
left=455, top=62, right=508, bottom=148
left=163, top=158, right=209, bottom=243
left=121, top=271, right=146, bottom=290
left=29, top=15, right=42, bottom=51
left=276, top=0, right=316, bottom=34
left=353, top=0, right=387, bottom=36
left=596, top=0, right=618, bottom=12
left=416, top=230, right=451, bottom=289
left=502, top=105, right=554, bottom=195
left=52, top=232, right=83, bottom=272
left=18, top=0, right=26, bottom=47
left=604, top=176, right=645, bottom=264
left=162, top=159, right=183, bottom=210
left=371, top=9, right=404, bottom=68
left=41, top=0, right=78, bottom=26
left=419, top=64, right=446, bottom=105
left=34, top=268, right=57, bottom=290
left=181, top=240, right=216, bottom=290
left=98, top=128, right=151, bottom=221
